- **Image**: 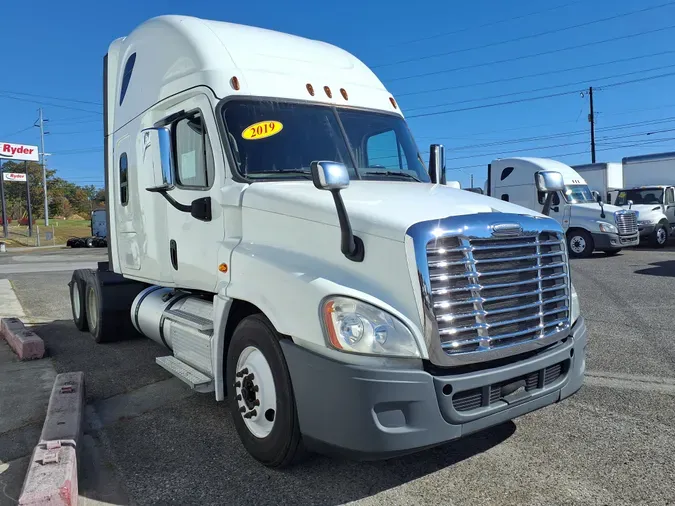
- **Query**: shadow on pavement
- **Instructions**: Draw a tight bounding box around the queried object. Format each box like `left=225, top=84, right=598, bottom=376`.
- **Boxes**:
left=634, top=260, right=675, bottom=278
left=27, top=319, right=517, bottom=506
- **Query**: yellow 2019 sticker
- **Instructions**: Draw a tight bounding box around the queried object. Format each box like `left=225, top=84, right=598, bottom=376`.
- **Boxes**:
left=241, top=121, right=283, bottom=140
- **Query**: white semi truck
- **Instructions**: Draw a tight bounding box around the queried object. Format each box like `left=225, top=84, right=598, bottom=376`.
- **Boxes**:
left=571, top=162, right=623, bottom=205
left=68, top=15, right=587, bottom=467
left=486, top=157, right=639, bottom=258
left=614, top=152, right=675, bottom=247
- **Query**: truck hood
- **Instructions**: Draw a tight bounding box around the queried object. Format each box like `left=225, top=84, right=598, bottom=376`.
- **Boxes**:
left=617, top=203, right=660, bottom=218
left=570, top=202, right=626, bottom=219
left=241, top=181, right=546, bottom=242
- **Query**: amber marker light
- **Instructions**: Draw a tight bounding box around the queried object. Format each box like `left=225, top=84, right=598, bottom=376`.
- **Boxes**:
left=322, top=300, right=343, bottom=350
left=218, top=263, right=228, bottom=273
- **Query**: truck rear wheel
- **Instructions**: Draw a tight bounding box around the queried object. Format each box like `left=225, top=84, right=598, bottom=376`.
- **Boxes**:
left=69, top=270, right=89, bottom=331
left=226, top=314, right=305, bottom=468
left=567, top=230, right=594, bottom=258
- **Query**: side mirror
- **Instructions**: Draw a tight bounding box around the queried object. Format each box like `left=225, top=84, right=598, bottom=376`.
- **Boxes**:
left=534, top=170, right=565, bottom=193
left=428, top=144, right=446, bottom=185
left=310, top=160, right=363, bottom=262
left=592, top=190, right=602, bottom=203
left=627, top=199, right=634, bottom=209
left=310, top=161, right=349, bottom=191
left=142, top=127, right=174, bottom=192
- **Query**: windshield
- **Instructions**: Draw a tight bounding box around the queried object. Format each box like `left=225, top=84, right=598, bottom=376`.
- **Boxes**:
left=562, top=184, right=595, bottom=204
left=221, top=99, right=430, bottom=183
left=614, top=189, right=664, bottom=206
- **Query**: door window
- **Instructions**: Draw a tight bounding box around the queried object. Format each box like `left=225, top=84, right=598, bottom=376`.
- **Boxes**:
left=174, top=113, right=215, bottom=189
left=665, top=188, right=674, bottom=205
left=119, top=153, right=128, bottom=206
left=538, top=191, right=560, bottom=206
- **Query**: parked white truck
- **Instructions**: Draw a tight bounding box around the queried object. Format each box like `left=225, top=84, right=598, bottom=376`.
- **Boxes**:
left=571, top=162, right=623, bottom=205
left=614, top=151, right=675, bottom=247
left=486, top=157, right=639, bottom=258
left=68, top=15, right=587, bottom=467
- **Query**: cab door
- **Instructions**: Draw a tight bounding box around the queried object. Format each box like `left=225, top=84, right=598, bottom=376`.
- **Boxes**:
left=665, top=187, right=675, bottom=230
left=160, top=93, right=224, bottom=292
left=537, top=190, right=565, bottom=228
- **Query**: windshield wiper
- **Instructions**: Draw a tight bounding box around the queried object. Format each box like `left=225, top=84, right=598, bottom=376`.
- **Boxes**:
left=249, top=169, right=312, bottom=179
left=362, top=170, right=421, bottom=182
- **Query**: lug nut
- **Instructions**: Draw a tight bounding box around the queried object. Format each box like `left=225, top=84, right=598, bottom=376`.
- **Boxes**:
left=239, top=406, right=245, bottom=413
left=253, top=385, right=259, bottom=392
left=236, top=394, right=242, bottom=401
left=234, top=381, right=240, bottom=388
left=243, top=410, right=257, bottom=419
left=236, top=368, right=249, bottom=378
left=253, top=399, right=260, bottom=407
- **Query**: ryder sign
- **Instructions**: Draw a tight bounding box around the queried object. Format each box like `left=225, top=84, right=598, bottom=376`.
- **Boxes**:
left=0, top=142, right=40, bottom=162
left=3, top=172, right=27, bottom=182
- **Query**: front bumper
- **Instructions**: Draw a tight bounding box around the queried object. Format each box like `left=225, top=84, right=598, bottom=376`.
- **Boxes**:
left=282, top=317, right=588, bottom=460
left=638, top=224, right=655, bottom=237
left=591, top=231, right=639, bottom=249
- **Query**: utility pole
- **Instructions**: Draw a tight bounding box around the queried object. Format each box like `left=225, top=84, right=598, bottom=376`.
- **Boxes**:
left=35, top=108, right=49, bottom=226
left=588, top=87, right=596, bottom=163
left=470, top=173, right=474, bottom=188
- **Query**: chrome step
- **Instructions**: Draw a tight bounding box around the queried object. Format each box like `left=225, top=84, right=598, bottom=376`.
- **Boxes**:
left=156, top=356, right=214, bottom=393
left=163, top=308, right=213, bottom=332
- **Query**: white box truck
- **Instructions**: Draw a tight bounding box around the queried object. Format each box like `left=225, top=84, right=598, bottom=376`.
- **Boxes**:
left=67, top=15, right=587, bottom=467
left=571, top=162, right=623, bottom=204
left=613, top=151, right=675, bottom=247
left=487, top=157, right=639, bottom=258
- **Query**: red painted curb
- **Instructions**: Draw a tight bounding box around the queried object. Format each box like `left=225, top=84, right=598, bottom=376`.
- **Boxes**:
left=18, top=372, right=85, bottom=506
left=0, top=318, right=45, bottom=360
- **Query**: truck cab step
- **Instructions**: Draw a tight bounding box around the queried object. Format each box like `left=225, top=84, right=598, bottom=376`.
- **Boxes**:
left=156, top=356, right=214, bottom=393
left=163, top=308, right=213, bottom=332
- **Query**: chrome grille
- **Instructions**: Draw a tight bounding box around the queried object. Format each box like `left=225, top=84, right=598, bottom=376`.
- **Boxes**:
left=615, top=211, right=637, bottom=235
left=426, top=232, right=570, bottom=355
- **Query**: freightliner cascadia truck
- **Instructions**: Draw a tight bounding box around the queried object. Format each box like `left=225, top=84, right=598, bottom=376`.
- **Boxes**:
left=68, top=15, right=587, bottom=468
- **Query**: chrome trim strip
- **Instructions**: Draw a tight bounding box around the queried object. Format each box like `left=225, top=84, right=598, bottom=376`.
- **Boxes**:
left=406, top=212, right=571, bottom=367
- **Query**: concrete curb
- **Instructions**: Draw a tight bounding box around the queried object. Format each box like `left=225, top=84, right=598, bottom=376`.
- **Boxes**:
left=18, top=372, right=85, bottom=506
left=1, top=317, right=45, bottom=360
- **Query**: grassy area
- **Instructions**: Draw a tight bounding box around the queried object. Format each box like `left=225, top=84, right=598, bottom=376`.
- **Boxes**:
left=2, top=219, right=91, bottom=248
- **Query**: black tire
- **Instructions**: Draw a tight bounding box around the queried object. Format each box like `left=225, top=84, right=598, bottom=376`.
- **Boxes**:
left=68, top=270, right=89, bottom=331
left=85, top=237, right=94, bottom=248
left=603, top=248, right=621, bottom=256
left=84, top=272, right=117, bottom=343
left=226, top=314, right=305, bottom=468
left=567, top=229, right=594, bottom=258
left=649, top=223, right=668, bottom=248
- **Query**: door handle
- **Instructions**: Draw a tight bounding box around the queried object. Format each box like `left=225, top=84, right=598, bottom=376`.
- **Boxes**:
left=170, top=240, right=178, bottom=270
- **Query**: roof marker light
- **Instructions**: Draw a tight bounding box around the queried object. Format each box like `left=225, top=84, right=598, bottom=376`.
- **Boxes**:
left=389, top=97, right=398, bottom=109
left=306, top=83, right=315, bottom=96
left=340, top=88, right=348, bottom=100
left=324, top=86, right=332, bottom=99
left=230, top=76, right=240, bottom=91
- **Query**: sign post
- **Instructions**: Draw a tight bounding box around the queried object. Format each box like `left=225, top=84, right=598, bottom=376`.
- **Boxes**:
left=24, top=162, right=33, bottom=237
left=0, top=159, right=7, bottom=238
left=0, top=142, right=40, bottom=240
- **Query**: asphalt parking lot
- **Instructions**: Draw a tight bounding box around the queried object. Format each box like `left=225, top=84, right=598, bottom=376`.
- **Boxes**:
left=1, top=244, right=674, bottom=506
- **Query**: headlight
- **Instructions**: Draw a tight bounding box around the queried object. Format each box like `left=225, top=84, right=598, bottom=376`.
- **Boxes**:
left=598, top=222, right=617, bottom=234
left=638, top=219, right=655, bottom=225
left=321, top=297, right=421, bottom=358
left=571, top=283, right=580, bottom=325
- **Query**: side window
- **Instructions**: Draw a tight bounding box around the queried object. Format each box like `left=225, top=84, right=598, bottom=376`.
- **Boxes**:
left=501, top=194, right=509, bottom=202
left=119, top=53, right=136, bottom=106
left=119, top=153, right=128, bottom=206
left=666, top=188, right=675, bottom=205
left=365, top=130, right=408, bottom=170
left=538, top=191, right=560, bottom=205
left=174, top=113, right=215, bottom=188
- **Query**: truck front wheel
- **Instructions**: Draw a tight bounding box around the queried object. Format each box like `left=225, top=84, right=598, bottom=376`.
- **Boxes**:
left=649, top=223, right=668, bottom=248
left=567, top=230, right=594, bottom=258
left=226, top=314, right=305, bottom=468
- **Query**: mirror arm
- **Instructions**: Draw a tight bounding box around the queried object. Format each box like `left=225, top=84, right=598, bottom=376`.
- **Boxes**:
left=599, top=200, right=606, bottom=219
left=331, top=190, right=364, bottom=262
left=148, top=187, right=191, bottom=213
left=541, top=192, right=554, bottom=216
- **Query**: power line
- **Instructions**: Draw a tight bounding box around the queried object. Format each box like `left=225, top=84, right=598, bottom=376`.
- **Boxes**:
left=397, top=49, right=675, bottom=98
left=0, top=125, right=35, bottom=139
left=375, top=1, right=675, bottom=69
left=0, top=94, right=102, bottom=114
left=406, top=70, right=675, bottom=119
left=381, top=0, right=586, bottom=48
left=406, top=62, right=675, bottom=113
left=388, top=22, right=675, bottom=83
left=0, top=89, right=101, bottom=106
